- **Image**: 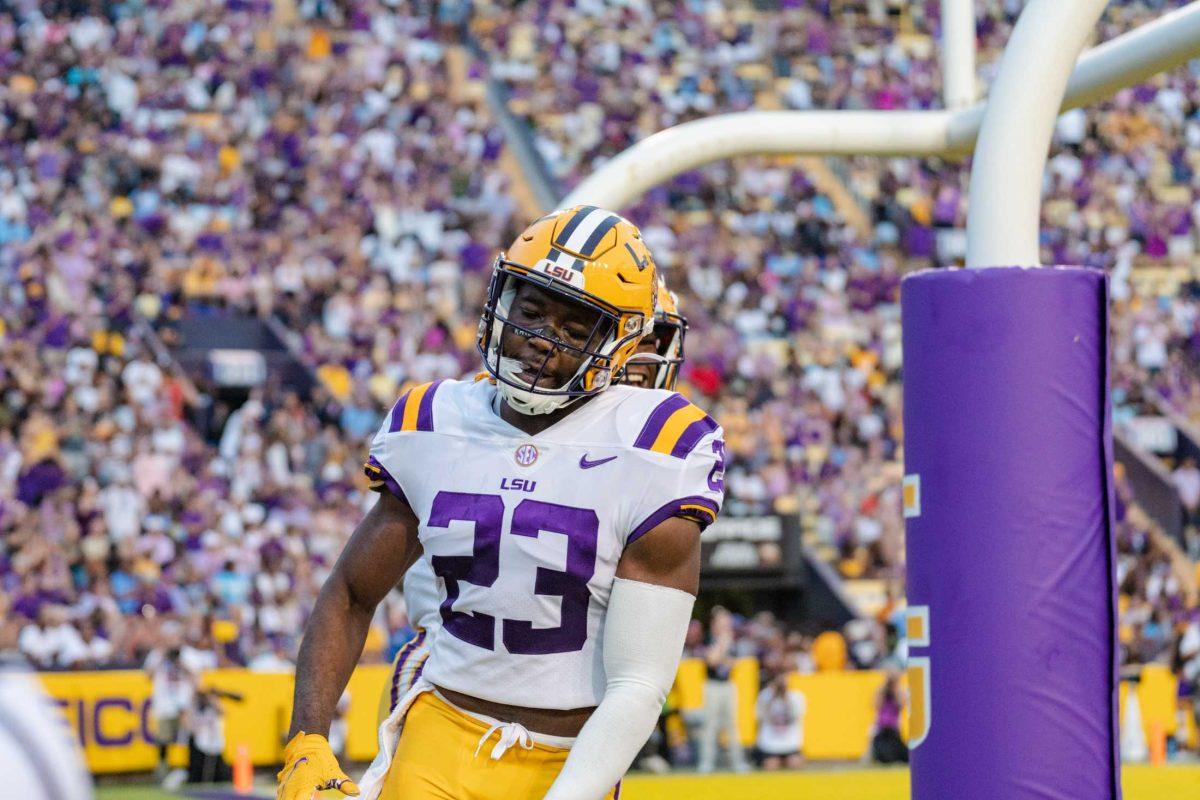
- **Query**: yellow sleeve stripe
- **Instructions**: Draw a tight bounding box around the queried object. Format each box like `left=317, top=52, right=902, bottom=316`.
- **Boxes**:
left=648, top=403, right=709, bottom=455
left=679, top=503, right=718, bottom=522
left=400, top=382, right=434, bottom=432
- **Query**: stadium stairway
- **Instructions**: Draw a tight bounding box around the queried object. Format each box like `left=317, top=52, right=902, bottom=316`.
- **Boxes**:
left=158, top=312, right=318, bottom=420
left=1116, top=383, right=1200, bottom=549
left=496, top=127, right=551, bottom=218
left=752, top=91, right=872, bottom=239
left=455, top=43, right=556, bottom=218
left=1154, top=523, right=1200, bottom=608
left=1116, top=432, right=1188, bottom=545
left=467, top=30, right=874, bottom=228
left=796, top=156, right=872, bottom=239
left=1113, top=400, right=1199, bottom=605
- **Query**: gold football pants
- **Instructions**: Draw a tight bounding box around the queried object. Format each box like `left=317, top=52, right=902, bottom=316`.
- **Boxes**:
left=378, top=692, right=619, bottom=800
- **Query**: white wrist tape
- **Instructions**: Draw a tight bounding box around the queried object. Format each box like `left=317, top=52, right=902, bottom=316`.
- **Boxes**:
left=543, top=578, right=695, bottom=800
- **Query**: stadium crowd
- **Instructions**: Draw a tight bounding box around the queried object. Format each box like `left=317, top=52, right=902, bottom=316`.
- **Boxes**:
left=0, top=0, right=506, bottom=671
left=0, top=0, right=1197, bottom=761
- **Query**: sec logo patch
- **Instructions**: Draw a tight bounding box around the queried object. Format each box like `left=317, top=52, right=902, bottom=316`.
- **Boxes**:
left=514, top=444, right=539, bottom=467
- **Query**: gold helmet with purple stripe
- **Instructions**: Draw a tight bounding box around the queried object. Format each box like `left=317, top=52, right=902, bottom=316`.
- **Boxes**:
left=621, top=274, right=687, bottom=391
left=477, top=205, right=658, bottom=415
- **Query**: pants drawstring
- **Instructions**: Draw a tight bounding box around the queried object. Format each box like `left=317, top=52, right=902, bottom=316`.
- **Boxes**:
left=474, top=721, right=535, bottom=761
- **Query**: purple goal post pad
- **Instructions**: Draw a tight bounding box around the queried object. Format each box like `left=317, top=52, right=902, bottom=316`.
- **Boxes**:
left=901, top=267, right=1119, bottom=799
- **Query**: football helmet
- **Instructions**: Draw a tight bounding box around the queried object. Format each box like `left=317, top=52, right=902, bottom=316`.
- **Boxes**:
left=477, top=206, right=658, bottom=415
left=621, top=275, right=687, bottom=391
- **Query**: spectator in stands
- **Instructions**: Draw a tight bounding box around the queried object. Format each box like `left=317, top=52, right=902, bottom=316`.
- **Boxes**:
left=1173, top=456, right=1200, bottom=527
left=247, top=635, right=295, bottom=673
left=755, top=672, right=806, bottom=771
left=870, top=671, right=908, bottom=765
left=697, top=607, right=750, bottom=773
left=17, top=606, right=83, bottom=670
left=148, top=649, right=194, bottom=783
left=184, top=689, right=232, bottom=785
left=1177, top=610, right=1200, bottom=748
left=58, top=619, right=114, bottom=669
left=786, top=632, right=817, bottom=675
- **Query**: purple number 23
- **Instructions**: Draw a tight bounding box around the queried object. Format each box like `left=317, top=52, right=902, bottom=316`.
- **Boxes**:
left=427, top=492, right=598, bottom=655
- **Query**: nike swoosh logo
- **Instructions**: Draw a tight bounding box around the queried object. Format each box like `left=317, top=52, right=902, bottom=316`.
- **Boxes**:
left=579, top=454, right=618, bottom=469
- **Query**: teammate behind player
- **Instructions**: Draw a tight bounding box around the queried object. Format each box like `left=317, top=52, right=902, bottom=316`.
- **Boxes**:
left=277, top=206, right=724, bottom=800
left=375, top=277, right=688, bottom=728
left=621, top=276, right=686, bottom=391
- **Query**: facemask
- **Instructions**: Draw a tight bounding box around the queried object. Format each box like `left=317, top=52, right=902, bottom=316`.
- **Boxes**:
left=496, top=356, right=575, bottom=416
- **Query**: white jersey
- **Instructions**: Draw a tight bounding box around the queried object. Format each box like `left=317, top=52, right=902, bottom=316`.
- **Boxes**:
left=402, top=556, right=443, bottom=633
left=365, top=379, right=724, bottom=710
left=0, top=668, right=93, bottom=800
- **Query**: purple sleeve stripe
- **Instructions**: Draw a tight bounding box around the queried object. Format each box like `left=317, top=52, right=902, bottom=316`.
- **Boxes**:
left=627, top=495, right=721, bottom=545
left=633, top=393, right=690, bottom=450
left=670, top=415, right=719, bottom=459
left=364, top=457, right=409, bottom=506
left=415, top=379, right=444, bottom=432
left=389, top=629, right=427, bottom=711
left=387, top=390, right=413, bottom=433
left=411, top=652, right=430, bottom=684
left=395, top=629, right=425, bottom=677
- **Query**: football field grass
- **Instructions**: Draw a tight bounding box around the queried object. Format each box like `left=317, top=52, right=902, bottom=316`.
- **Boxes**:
left=95, top=763, right=1200, bottom=799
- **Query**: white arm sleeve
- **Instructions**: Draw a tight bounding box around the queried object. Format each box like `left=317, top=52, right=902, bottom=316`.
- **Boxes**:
left=543, top=577, right=694, bottom=800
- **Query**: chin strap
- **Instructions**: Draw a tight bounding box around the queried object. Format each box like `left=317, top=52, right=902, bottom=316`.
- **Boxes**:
left=496, top=357, right=578, bottom=416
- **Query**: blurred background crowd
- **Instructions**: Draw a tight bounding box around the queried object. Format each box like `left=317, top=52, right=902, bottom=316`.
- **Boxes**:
left=1, top=0, right=1198, bottom=766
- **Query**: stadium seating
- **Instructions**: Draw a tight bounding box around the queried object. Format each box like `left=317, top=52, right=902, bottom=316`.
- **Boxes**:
left=0, top=1, right=1195, bottom=737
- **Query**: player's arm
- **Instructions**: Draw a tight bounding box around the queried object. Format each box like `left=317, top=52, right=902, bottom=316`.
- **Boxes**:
left=543, top=515, right=700, bottom=800
left=278, top=490, right=421, bottom=800
left=290, top=490, right=420, bottom=737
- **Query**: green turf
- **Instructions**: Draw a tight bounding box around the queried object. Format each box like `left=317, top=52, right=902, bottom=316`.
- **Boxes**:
left=95, top=764, right=1200, bottom=800
left=96, top=784, right=272, bottom=800
left=96, top=788, right=185, bottom=800
left=96, top=783, right=349, bottom=800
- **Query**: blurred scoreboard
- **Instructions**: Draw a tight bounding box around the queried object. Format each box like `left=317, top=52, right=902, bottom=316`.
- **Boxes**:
left=700, top=513, right=802, bottom=584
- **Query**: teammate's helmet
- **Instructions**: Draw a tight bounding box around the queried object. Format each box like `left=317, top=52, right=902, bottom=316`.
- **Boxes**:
left=477, top=206, right=658, bottom=415
left=622, top=275, right=687, bottom=391
left=0, top=664, right=94, bottom=800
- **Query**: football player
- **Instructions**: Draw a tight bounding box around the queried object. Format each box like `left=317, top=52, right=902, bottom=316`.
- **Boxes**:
left=620, top=276, right=686, bottom=391
left=277, top=206, right=724, bottom=800
left=375, top=278, right=688, bottom=730
left=0, top=663, right=94, bottom=800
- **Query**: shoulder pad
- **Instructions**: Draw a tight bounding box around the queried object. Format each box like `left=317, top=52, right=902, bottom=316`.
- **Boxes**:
left=630, top=391, right=718, bottom=459
left=384, top=379, right=447, bottom=434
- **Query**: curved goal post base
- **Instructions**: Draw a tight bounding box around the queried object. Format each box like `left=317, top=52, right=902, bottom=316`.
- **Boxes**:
left=901, top=267, right=1120, bottom=799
